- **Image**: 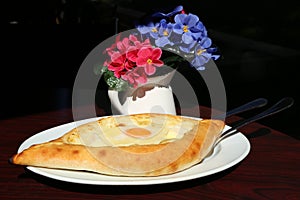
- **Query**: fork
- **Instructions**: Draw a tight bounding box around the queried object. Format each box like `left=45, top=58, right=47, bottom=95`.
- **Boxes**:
left=205, top=97, right=294, bottom=158
left=213, top=97, right=268, bottom=119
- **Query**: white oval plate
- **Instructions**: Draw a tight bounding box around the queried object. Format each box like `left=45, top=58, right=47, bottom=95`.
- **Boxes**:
left=17, top=117, right=251, bottom=185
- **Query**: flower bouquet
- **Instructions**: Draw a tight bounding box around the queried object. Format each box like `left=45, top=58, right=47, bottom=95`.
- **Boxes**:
left=95, top=5, right=220, bottom=114
left=97, top=5, right=220, bottom=92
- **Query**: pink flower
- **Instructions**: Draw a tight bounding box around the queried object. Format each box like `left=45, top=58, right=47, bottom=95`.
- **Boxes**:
left=136, top=47, right=164, bottom=75
left=122, top=67, right=147, bottom=88
left=105, top=34, right=121, bottom=56
left=126, top=36, right=152, bottom=62
left=130, top=35, right=152, bottom=49
left=116, top=37, right=131, bottom=54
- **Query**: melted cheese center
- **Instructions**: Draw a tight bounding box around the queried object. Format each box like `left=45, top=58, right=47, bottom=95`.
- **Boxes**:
left=78, top=115, right=196, bottom=147
left=125, top=128, right=152, bottom=138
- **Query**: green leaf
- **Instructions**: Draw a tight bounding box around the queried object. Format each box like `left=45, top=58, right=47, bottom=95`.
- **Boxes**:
left=101, top=68, right=129, bottom=91
left=162, top=55, right=186, bottom=67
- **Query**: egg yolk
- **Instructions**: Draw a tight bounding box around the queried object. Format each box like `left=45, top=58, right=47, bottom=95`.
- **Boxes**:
left=125, top=128, right=151, bottom=138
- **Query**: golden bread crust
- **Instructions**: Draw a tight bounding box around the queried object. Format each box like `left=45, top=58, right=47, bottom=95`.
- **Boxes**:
left=11, top=114, right=224, bottom=177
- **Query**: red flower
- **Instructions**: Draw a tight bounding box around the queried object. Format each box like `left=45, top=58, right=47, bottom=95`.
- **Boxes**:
left=136, top=47, right=164, bottom=75
left=107, top=52, right=135, bottom=78
left=104, top=34, right=164, bottom=88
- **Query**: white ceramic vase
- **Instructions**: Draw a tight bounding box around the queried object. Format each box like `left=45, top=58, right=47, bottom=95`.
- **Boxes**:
left=108, top=85, right=176, bottom=115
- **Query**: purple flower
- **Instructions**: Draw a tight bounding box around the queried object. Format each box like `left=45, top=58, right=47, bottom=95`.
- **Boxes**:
left=135, top=5, right=221, bottom=71
left=152, top=5, right=183, bottom=18
left=191, top=37, right=220, bottom=70
left=173, top=14, right=201, bottom=44
left=154, top=19, right=174, bottom=47
left=137, top=22, right=160, bottom=39
left=191, top=21, right=208, bottom=40
left=178, top=40, right=197, bottom=53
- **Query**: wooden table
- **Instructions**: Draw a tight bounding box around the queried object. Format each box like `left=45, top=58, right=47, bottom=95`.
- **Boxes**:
left=1, top=107, right=299, bottom=199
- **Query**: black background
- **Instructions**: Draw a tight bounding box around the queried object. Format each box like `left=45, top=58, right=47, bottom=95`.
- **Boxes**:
left=1, top=0, right=299, bottom=139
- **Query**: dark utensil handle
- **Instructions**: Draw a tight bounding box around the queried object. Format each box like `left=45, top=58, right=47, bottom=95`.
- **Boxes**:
left=214, top=98, right=268, bottom=119
left=218, top=97, right=294, bottom=141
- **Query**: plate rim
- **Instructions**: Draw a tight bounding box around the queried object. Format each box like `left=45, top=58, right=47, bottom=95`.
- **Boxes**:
left=17, top=116, right=251, bottom=185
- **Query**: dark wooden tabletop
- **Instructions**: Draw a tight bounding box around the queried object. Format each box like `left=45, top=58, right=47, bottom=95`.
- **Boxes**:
left=1, top=107, right=299, bottom=200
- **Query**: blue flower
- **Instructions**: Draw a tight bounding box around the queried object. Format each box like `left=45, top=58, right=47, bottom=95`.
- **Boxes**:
left=178, top=40, right=197, bottom=53
left=135, top=5, right=221, bottom=71
left=154, top=19, right=174, bottom=47
left=173, top=14, right=201, bottom=44
left=191, top=37, right=220, bottom=70
left=137, top=22, right=160, bottom=39
left=152, top=5, right=183, bottom=18
left=193, top=21, right=208, bottom=39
